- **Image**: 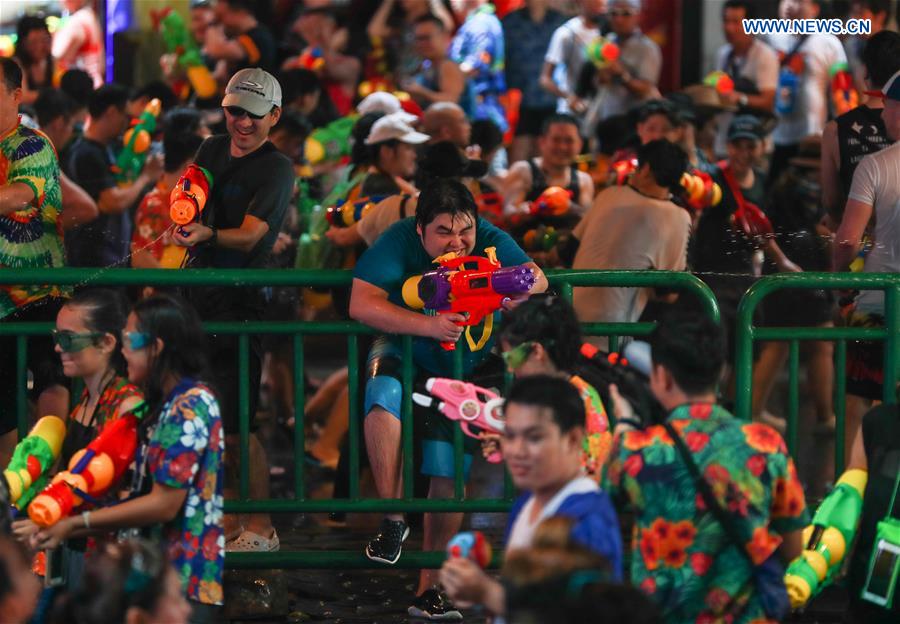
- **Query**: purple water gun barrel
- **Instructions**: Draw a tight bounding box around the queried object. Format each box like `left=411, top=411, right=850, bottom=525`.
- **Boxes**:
left=491, top=265, right=535, bottom=295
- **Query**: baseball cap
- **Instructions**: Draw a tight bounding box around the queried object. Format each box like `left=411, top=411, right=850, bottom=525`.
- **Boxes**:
left=357, top=92, right=418, bottom=123
left=221, top=68, right=282, bottom=117
left=365, top=112, right=430, bottom=145
left=727, top=114, right=764, bottom=142
left=882, top=68, right=900, bottom=101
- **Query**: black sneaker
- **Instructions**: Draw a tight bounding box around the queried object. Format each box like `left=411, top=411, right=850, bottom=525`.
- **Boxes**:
left=408, top=589, right=463, bottom=620
left=364, top=518, right=410, bottom=565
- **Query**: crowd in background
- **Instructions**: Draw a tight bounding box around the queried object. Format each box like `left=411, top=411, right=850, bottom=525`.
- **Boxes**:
left=1, top=0, right=900, bottom=622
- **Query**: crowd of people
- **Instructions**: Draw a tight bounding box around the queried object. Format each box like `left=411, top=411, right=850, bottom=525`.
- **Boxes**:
left=1, top=0, right=900, bottom=622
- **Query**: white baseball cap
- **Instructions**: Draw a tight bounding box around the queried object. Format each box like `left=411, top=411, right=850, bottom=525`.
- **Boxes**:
left=364, top=112, right=430, bottom=145
left=222, top=68, right=282, bottom=116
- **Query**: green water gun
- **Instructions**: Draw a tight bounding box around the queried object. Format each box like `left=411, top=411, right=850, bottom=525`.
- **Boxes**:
left=305, top=115, right=358, bottom=166
left=151, top=7, right=217, bottom=99
left=114, top=98, right=161, bottom=184
left=3, top=416, right=66, bottom=511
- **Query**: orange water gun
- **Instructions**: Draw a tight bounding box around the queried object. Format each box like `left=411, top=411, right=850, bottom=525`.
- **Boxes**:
left=28, top=403, right=148, bottom=527
left=402, top=247, right=536, bottom=351
left=680, top=170, right=722, bottom=214
left=529, top=186, right=572, bottom=217
left=325, top=195, right=386, bottom=228
left=169, top=164, right=213, bottom=236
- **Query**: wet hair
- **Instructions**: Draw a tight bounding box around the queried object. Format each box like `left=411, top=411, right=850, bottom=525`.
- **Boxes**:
left=0, top=57, right=23, bottom=91
left=500, top=294, right=582, bottom=372
left=64, top=289, right=130, bottom=375
left=351, top=112, right=384, bottom=166
left=636, top=99, right=679, bottom=126
left=132, top=293, right=211, bottom=414
left=470, top=119, right=504, bottom=156
left=271, top=109, right=312, bottom=140
left=49, top=540, right=172, bottom=624
left=162, top=108, right=204, bottom=173
left=637, top=139, right=688, bottom=191
left=648, top=304, right=725, bottom=395
left=14, top=16, right=51, bottom=71
left=862, top=30, right=900, bottom=88
left=540, top=113, right=581, bottom=136
left=414, top=177, right=478, bottom=230
left=34, top=88, right=76, bottom=127
left=505, top=375, right=585, bottom=434
left=60, top=69, right=94, bottom=106
left=413, top=13, right=447, bottom=30
left=88, top=83, right=129, bottom=119
left=722, top=0, right=755, bottom=18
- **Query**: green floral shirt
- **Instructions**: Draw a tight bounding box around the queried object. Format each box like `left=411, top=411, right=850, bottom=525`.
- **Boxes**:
left=603, top=402, right=809, bottom=624
left=0, top=119, right=67, bottom=318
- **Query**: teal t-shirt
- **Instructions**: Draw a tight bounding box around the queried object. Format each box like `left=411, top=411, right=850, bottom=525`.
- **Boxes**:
left=353, top=216, right=531, bottom=375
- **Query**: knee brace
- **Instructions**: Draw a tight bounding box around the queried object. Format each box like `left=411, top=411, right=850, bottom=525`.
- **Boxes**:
left=364, top=375, right=403, bottom=420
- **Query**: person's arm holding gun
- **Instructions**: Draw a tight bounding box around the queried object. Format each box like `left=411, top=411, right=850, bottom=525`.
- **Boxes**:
left=96, top=153, right=163, bottom=215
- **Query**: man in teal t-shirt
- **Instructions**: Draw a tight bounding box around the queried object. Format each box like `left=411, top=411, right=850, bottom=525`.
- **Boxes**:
left=351, top=178, right=546, bottom=618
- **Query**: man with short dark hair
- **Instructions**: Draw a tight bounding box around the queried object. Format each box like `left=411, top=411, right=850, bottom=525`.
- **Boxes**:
left=563, top=139, right=691, bottom=350
left=603, top=306, right=809, bottom=624
left=63, top=83, right=164, bottom=267
left=0, top=56, right=70, bottom=467
left=439, top=374, right=623, bottom=619
left=173, top=67, right=295, bottom=556
left=350, top=178, right=547, bottom=618
left=504, top=113, right=595, bottom=214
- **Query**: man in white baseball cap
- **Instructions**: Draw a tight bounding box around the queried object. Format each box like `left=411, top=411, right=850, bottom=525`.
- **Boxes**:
left=174, top=67, right=294, bottom=557
left=356, top=112, right=431, bottom=197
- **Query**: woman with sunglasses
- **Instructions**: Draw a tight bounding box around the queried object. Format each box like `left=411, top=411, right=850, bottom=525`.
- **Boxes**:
left=13, top=289, right=144, bottom=585
left=486, top=294, right=612, bottom=479
left=31, top=294, right=224, bottom=623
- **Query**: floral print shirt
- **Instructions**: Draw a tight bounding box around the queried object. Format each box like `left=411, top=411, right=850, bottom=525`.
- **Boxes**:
left=146, top=384, right=224, bottom=605
left=603, top=402, right=809, bottom=624
left=569, top=374, right=611, bottom=478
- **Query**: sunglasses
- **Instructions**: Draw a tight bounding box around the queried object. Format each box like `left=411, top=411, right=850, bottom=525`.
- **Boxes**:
left=223, top=106, right=267, bottom=120
left=122, top=331, right=153, bottom=351
left=52, top=330, right=104, bottom=353
left=502, top=341, right=536, bottom=370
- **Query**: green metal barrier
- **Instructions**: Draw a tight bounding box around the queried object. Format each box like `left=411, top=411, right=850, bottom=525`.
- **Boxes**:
left=2, top=268, right=718, bottom=569
left=734, top=272, right=900, bottom=476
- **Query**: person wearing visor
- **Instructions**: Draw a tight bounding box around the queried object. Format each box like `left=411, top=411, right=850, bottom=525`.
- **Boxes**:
left=12, top=289, right=143, bottom=591
left=30, top=293, right=225, bottom=623
left=173, top=67, right=294, bottom=554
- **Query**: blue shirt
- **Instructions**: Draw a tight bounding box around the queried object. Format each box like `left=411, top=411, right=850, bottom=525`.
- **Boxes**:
left=450, top=5, right=508, bottom=131
left=502, top=8, right=565, bottom=110
left=353, top=216, right=529, bottom=376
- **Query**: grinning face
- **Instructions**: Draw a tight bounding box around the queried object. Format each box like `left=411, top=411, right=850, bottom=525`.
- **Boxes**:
left=224, top=105, right=281, bottom=157
left=501, top=401, right=583, bottom=494
left=726, top=136, right=762, bottom=173
left=417, top=211, right=477, bottom=258
left=539, top=122, right=582, bottom=169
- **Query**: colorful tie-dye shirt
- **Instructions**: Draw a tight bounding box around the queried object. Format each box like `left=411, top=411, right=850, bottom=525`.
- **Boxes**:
left=0, top=118, right=67, bottom=318
left=569, top=374, right=611, bottom=478
left=146, top=384, right=224, bottom=605
left=603, top=402, right=809, bottom=624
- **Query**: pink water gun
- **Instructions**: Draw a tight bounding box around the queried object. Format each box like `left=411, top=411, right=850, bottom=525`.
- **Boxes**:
left=413, top=378, right=505, bottom=463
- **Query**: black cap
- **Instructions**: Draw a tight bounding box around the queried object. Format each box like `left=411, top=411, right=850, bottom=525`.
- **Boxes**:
left=727, top=114, right=764, bottom=142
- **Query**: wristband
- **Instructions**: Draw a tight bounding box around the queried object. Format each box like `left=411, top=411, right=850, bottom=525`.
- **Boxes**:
left=739, top=93, right=749, bottom=107
left=81, top=510, right=91, bottom=530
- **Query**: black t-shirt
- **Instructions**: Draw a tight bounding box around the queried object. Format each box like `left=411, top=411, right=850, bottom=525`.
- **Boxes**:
left=63, top=137, right=131, bottom=267
left=187, top=135, right=293, bottom=317
left=234, top=25, right=277, bottom=72
left=690, top=166, right=766, bottom=285
left=848, top=404, right=900, bottom=623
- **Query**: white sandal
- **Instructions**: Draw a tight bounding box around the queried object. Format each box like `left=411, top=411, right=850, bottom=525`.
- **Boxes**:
left=226, top=529, right=280, bottom=552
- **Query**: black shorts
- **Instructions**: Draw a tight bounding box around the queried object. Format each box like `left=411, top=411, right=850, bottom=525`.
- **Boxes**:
left=844, top=310, right=886, bottom=401
left=761, top=287, right=835, bottom=327
left=0, top=297, right=69, bottom=434
left=515, top=107, right=557, bottom=137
